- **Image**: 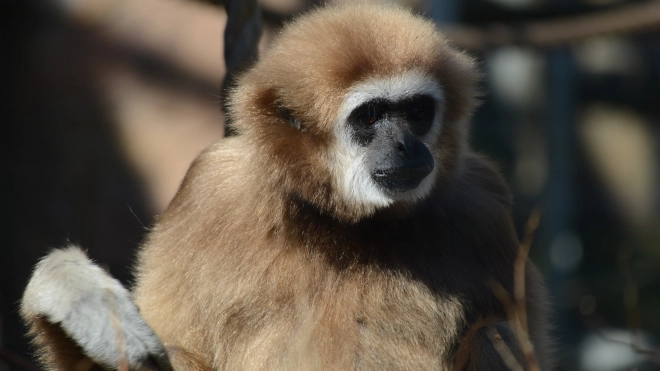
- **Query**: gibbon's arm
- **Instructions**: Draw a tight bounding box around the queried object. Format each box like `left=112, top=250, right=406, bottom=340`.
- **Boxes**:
left=21, top=246, right=172, bottom=371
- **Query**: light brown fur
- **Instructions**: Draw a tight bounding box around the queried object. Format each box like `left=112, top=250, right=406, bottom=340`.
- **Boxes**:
left=24, top=4, right=553, bottom=370
left=133, top=5, right=552, bottom=370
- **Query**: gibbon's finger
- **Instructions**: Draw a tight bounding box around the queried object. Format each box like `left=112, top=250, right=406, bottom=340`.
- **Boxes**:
left=21, top=246, right=172, bottom=371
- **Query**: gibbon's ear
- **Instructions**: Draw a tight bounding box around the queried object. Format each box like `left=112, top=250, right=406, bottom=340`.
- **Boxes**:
left=21, top=246, right=172, bottom=371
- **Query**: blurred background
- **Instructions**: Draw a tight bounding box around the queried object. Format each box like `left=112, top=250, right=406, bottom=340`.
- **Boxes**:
left=1, top=0, right=659, bottom=370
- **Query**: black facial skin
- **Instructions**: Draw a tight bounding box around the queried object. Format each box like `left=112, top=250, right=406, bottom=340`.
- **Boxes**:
left=347, top=94, right=436, bottom=194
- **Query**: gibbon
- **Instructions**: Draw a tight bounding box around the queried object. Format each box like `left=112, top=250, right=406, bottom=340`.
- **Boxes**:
left=21, top=4, right=553, bottom=371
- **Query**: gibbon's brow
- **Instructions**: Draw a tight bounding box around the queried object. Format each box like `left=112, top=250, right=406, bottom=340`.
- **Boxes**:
left=341, top=71, right=445, bottom=118
left=350, top=94, right=437, bottom=115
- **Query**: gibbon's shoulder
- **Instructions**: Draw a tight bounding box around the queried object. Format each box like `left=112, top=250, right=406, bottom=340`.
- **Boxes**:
left=179, top=138, right=250, bottom=187
left=163, top=137, right=256, bottom=212
left=430, top=151, right=514, bottom=219
left=458, top=152, right=512, bottom=206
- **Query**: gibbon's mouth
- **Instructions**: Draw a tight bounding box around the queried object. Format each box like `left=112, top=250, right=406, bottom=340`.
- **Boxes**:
left=371, top=164, right=434, bottom=193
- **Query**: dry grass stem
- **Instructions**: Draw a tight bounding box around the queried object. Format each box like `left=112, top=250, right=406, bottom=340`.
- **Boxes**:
left=514, top=208, right=541, bottom=335
left=487, top=326, right=524, bottom=371
left=488, top=208, right=543, bottom=371
left=619, top=248, right=644, bottom=352
left=106, top=289, right=130, bottom=371
left=488, top=279, right=540, bottom=370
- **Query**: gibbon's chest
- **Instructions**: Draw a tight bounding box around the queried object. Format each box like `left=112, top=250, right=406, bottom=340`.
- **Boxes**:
left=143, top=207, right=507, bottom=369
left=214, top=255, right=468, bottom=370
left=211, top=217, right=501, bottom=368
left=142, top=195, right=510, bottom=368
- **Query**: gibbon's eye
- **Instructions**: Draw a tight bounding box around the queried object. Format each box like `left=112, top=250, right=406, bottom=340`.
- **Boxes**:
left=358, top=104, right=379, bottom=125
left=407, top=100, right=433, bottom=122
left=406, top=95, right=435, bottom=135
left=409, top=105, right=427, bottom=121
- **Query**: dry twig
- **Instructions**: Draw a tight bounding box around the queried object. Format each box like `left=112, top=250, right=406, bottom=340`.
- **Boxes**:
left=487, top=326, right=524, bottom=371
left=106, top=288, right=130, bottom=371
left=488, top=208, right=543, bottom=371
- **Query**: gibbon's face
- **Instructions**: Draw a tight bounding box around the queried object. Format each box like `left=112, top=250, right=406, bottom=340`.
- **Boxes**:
left=332, top=71, right=445, bottom=208
left=231, top=5, right=479, bottom=220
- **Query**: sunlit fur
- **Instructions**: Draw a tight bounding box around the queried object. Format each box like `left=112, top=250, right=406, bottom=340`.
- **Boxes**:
left=133, top=5, right=552, bottom=370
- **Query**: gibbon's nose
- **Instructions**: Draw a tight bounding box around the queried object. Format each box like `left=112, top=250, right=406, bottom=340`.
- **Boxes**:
left=395, top=131, right=417, bottom=159
left=371, top=137, right=434, bottom=193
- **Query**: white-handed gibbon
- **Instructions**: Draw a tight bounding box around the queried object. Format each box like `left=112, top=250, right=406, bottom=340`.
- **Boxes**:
left=21, top=4, right=553, bottom=371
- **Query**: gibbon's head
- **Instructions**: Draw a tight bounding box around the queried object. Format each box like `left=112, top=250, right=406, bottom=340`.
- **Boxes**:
left=229, top=5, right=480, bottom=222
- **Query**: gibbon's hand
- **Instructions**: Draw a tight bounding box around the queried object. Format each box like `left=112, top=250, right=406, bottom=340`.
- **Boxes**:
left=22, top=247, right=172, bottom=371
